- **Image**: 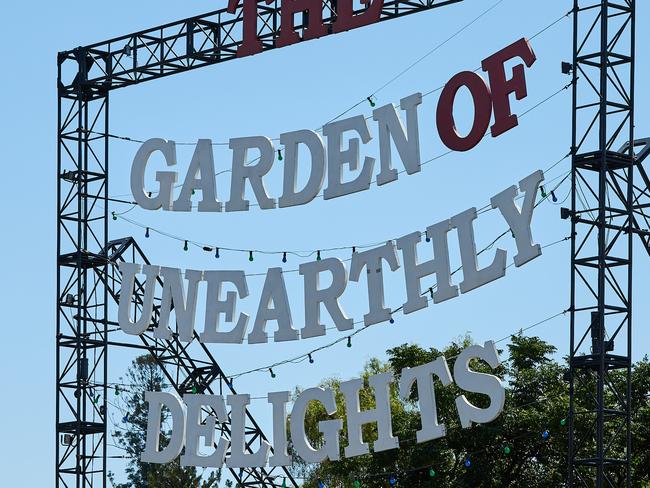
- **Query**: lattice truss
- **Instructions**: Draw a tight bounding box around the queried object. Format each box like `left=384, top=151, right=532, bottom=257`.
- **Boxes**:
left=56, top=2, right=465, bottom=487
left=567, top=1, right=648, bottom=487
left=57, top=0, right=462, bottom=98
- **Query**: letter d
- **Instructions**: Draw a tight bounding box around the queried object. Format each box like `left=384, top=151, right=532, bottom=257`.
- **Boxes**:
left=142, top=391, right=186, bottom=464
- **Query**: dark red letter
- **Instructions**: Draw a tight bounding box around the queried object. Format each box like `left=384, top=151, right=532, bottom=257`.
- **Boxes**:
left=481, top=38, right=537, bottom=137
left=333, top=0, right=383, bottom=33
left=276, top=0, right=329, bottom=48
left=436, top=71, right=493, bottom=152
left=228, top=0, right=272, bottom=57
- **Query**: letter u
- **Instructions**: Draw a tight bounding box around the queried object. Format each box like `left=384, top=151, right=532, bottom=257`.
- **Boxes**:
left=118, top=262, right=160, bottom=335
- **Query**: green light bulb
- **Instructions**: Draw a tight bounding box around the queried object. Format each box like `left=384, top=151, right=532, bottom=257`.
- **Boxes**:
left=354, top=480, right=361, bottom=488
left=561, top=418, right=567, bottom=426
left=504, top=446, right=511, bottom=455
left=429, top=468, right=436, bottom=478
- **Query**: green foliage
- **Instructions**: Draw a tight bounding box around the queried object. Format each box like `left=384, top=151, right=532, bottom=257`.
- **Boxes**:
left=292, top=336, right=650, bottom=487
left=108, top=355, right=220, bottom=488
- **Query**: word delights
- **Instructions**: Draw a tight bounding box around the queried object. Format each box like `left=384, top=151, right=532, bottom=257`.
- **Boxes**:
left=143, top=341, right=505, bottom=469
left=118, top=170, right=544, bottom=344
left=130, top=39, right=536, bottom=213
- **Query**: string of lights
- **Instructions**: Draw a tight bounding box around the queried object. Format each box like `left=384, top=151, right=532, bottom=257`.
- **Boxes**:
left=102, top=7, right=570, bottom=208
left=109, top=161, right=571, bottom=268
left=95, top=5, right=568, bottom=152
left=104, top=387, right=569, bottom=487
left=104, top=304, right=567, bottom=402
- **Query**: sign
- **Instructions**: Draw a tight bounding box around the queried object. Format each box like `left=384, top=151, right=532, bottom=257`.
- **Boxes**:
left=142, top=341, right=505, bottom=469
left=117, top=37, right=543, bottom=470
left=118, top=169, right=544, bottom=344
left=129, top=39, right=536, bottom=213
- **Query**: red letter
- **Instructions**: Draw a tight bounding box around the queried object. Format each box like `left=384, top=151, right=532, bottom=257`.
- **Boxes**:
left=228, top=0, right=271, bottom=57
left=436, top=71, right=492, bottom=152
left=481, top=38, right=537, bottom=137
left=276, top=0, right=329, bottom=48
left=333, top=0, right=384, bottom=33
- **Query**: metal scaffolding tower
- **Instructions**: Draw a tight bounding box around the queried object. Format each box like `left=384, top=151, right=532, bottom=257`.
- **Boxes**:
left=567, top=0, right=649, bottom=486
left=55, top=1, right=463, bottom=487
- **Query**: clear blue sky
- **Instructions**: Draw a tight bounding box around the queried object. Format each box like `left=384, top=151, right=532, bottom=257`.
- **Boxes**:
left=1, top=0, right=649, bottom=485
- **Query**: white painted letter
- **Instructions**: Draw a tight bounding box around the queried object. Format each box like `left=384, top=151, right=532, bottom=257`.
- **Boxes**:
left=451, top=208, right=507, bottom=294
left=340, top=372, right=398, bottom=458
left=396, top=221, right=458, bottom=315
left=249, top=268, right=297, bottom=344
left=268, top=391, right=292, bottom=467
left=349, top=242, right=401, bottom=326
left=173, top=139, right=222, bottom=212
left=227, top=394, right=271, bottom=468
left=201, top=271, right=250, bottom=344
left=290, top=387, right=343, bottom=463
left=117, top=263, right=159, bottom=336
left=454, top=341, right=506, bottom=428
left=491, top=170, right=544, bottom=267
left=142, top=391, right=186, bottom=464
left=279, top=130, right=326, bottom=208
left=181, top=394, right=229, bottom=468
left=323, top=115, right=375, bottom=200
left=131, top=138, right=178, bottom=211
left=156, top=268, right=203, bottom=341
left=226, top=136, right=277, bottom=211
left=399, top=357, right=453, bottom=443
left=300, top=258, right=353, bottom=339
left=373, top=92, right=422, bottom=185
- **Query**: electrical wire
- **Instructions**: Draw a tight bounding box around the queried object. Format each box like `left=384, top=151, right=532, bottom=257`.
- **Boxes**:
left=100, top=7, right=570, bottom=204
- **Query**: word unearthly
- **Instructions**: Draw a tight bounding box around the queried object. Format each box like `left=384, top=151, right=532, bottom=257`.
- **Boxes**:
left=119, top=170, right=544, bottom=344
left=143, top=341, right=505, bottom=469
left=130, top=39, right=536, bottom=213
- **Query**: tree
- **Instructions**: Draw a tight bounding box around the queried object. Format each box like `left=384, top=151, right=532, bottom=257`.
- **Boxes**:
left=291, top=336, right=650, bottom=487
left=108, top=355, right=221, bottom=488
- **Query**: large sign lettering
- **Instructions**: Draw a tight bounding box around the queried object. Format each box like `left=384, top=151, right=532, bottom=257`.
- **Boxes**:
left=130, top=39, right=536, bottom=213
left=142, top=341, right=505, bottom=469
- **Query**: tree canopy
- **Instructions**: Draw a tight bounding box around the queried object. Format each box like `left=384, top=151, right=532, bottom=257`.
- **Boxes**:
left=290, top=335, right=650, bottom=487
